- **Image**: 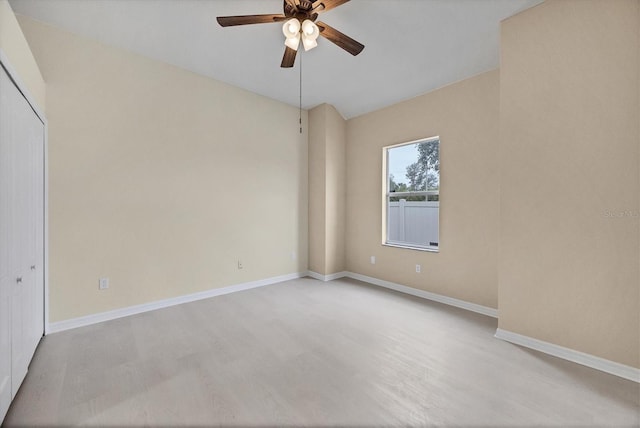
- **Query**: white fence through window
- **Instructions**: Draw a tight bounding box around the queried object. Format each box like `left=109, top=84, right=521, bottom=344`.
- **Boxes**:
left=388, top=200, right=439, bottom=248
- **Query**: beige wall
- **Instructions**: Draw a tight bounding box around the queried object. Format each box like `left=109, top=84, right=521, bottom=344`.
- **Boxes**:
left=308, top=104, right=346, bottom=275
left=346, top=70, right=500, bottom=309
left=324, top=105, right=347, bottom=274
left=18, top=16, right=308, bottom=322
left=308, top=105, right=327, bottom=274
left=499, top=0, right=639, bottom=368
left=0, top=0, right=44, bottom=112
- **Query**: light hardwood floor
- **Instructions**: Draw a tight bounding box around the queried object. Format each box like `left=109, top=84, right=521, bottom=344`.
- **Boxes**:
left=4, top=277, right=639, bottom=427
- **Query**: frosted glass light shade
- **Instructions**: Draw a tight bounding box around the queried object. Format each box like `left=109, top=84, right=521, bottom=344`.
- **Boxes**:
left=301, top=20, right=319, bottom=40
left=282, top=18, right=301, bottom=38
left=285, top=34, right=300, bottom=51
left=302, top=35, right=318, bottom=51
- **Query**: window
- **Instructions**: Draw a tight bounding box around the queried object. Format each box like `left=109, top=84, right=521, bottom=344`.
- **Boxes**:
left=384, top=137, right=440, bottom=251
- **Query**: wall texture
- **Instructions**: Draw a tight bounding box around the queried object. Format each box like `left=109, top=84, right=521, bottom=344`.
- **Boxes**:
left=308, top=104, right=346, bottom=275
left=346, top=70, right=500, bottom=309
left=499, top=0, right=639, bottom=368
left=18, top=16, right=308, bottom=322
left=0, top=0, right=44, bottom=111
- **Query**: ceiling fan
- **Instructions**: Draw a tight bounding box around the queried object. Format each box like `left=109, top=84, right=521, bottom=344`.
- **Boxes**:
left=217, top=0, right=365, bottom=68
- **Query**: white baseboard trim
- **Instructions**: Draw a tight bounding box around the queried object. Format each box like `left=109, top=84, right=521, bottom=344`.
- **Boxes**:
left=495, top=328, right=640, bottom=383
left=342, top=272, right=498, bottom=318
left=307, top=270, right=348, bottom=282
left=48, top=272, right=307, bottom=334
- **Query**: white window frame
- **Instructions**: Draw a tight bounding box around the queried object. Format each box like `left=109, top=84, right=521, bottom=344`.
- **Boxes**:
left=382, top=136, right=440, bottom=252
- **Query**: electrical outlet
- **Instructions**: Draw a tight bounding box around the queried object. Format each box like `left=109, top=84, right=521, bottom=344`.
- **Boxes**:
left=370, top=256, right=376, bottom=265
left=415, top=264, right=421, bottom=273
left=237, top=260, right=243, bottom=269
left=99, top=278, right=109, bottom=290
left=291, top=251, right=297, bottom=261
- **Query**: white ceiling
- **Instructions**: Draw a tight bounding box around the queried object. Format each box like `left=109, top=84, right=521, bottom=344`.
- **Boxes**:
left=10, top=0, right=542, bottom=119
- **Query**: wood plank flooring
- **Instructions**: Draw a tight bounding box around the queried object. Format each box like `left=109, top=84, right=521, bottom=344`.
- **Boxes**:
left=3, top=277, right=639, bottom=427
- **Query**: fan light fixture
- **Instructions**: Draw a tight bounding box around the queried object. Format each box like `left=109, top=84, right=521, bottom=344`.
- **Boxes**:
left=282, top=18, right=300, bottom=38
left=282, top=18, right=319, bottom=52
left=301, top=19, right=319, bottom=51
left=282, top=18, right=301, bottom=50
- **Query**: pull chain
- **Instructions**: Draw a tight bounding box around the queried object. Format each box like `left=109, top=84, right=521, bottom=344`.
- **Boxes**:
left=299, top=53, right=303, bottom=134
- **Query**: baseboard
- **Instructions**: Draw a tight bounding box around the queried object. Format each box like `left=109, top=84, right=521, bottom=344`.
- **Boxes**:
left=48, top=272, right=307, bottom=334
left=343, top=272, right=498, bottom=318
left=307, top=270, right=348, bottom=282
left=495, top=328, right=640, bottom=383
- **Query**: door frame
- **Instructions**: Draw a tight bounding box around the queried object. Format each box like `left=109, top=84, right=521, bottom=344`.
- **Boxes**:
left=0, top=49, right=49, bottom=336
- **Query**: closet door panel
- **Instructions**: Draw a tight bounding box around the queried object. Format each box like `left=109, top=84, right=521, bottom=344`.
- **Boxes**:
left=9, top=74, right=32, bottom=397
left=25, top=103, right=44, bottom=357
left=0, top=63, right=14, bottom=422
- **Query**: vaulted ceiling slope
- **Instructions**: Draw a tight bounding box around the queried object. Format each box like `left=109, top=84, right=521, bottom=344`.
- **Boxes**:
left=10, top=0, right=542, bottom=119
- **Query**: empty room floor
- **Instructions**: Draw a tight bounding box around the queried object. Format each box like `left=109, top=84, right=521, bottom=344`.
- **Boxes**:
left=4, top=277, right=639, bottom=427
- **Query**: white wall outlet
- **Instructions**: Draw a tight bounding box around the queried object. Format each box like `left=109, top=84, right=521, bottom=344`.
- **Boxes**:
left=370, top=256, right=376, bottom=265
left=99, top=278, right=109, bottom=290
left=291, top=251, right=297, bottom=261
left=237, top=260, right=243, bottom=269
left=415, top=264, right=421, bottom=273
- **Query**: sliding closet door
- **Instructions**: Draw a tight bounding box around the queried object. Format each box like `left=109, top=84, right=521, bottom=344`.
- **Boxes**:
left=0, top=62, right=45, bottom=418
left=11, top=79, right=30, bottom=395
left=29, top=114, right=45, bottom=357
left=11, top=77, right=44, bottom=397
left=22, top=82, right=44, bottom=362
left=12, top=71, right=44, bottom=368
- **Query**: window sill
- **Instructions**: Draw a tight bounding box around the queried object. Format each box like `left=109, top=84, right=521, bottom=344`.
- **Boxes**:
left=383, top=242, right=439, bottom=253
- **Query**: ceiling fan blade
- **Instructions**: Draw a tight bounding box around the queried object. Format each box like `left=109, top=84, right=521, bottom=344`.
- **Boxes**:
left=316, top=21, right=364, bottom=56
left=284, top=0, right=297, bottom=15
left=281, top=46, right=298, bottom=68
left=217, top=14, right=287, bottom=27
left=312, top=0, right=350, bottom=13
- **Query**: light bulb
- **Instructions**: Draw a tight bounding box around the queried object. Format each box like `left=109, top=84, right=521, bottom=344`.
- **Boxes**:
left=301, top=20, right=319, bottom=40
left=282, top=18, right=301, bottom=39
left=285, top=34, right=300, bottom=51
